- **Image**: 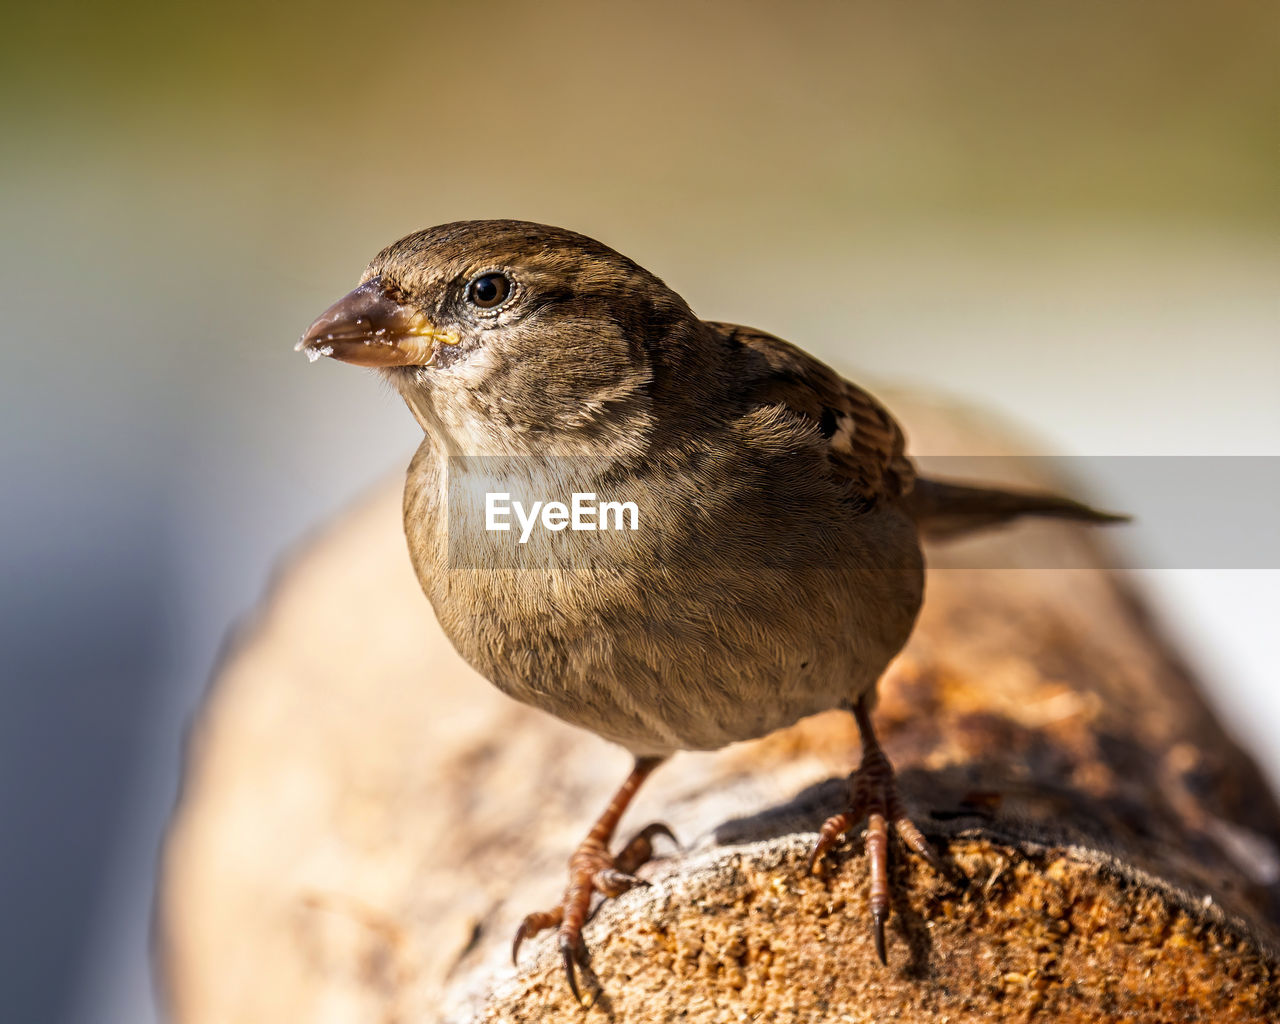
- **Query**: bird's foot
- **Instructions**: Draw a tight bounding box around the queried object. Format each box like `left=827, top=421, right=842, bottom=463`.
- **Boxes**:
left=808, top=737, right=947, bottom=965
left=513, top=822, right=676, bottom=1003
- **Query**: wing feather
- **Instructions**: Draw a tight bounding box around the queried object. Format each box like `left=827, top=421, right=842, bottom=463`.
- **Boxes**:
left=711, top=321, right=915, bottom=507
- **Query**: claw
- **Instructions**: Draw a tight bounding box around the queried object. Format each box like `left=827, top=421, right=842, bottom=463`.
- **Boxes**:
left=871, top=905, right=888, bottom=966
left=559, top=933, right=582, bottom=1004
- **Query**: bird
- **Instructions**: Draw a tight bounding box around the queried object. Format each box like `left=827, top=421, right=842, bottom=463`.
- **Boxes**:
left=297, top=219, right=1125, bottom=1000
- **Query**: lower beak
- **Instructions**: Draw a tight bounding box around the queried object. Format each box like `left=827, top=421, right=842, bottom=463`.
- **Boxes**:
left=296, top=277, right=459, bottom=367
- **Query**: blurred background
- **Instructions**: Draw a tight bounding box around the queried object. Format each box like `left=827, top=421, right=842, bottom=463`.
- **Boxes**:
left=1, top=1, right=1276, bottom=1020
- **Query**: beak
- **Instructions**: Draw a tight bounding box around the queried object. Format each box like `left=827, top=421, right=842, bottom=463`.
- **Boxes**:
left=296, top=277, right=460, bottom=367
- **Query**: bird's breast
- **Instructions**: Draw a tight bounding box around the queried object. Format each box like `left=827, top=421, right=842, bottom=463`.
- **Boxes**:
left=402, top=439, right=924, bottom=754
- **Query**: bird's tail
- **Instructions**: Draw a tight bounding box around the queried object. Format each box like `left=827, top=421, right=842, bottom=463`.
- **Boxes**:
left=906, top=476, right=1129, bottom=540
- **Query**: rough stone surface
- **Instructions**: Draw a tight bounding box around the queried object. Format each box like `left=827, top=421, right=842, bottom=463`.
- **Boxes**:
left=158, top=399, right=1280, bottom=1022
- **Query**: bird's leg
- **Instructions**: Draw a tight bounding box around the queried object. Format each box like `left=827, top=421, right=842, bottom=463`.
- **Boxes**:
left=512, top=756, right=674, bottom=1002
left=809, top=695, right=946, bottom=964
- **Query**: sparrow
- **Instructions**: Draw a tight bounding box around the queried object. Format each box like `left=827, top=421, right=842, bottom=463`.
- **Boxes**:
left=298, top=220, right=1124, bottom=1000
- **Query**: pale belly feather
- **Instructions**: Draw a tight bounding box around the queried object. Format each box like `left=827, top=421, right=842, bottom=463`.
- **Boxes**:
left=403, top=442, right=924, bottom=756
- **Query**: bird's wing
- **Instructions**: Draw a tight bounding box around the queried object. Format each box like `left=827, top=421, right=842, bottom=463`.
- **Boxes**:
left=710, top=321, right=915, bottom=508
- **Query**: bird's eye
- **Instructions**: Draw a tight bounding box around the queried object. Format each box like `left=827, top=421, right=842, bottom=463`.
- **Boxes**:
left=466, top=272, right=511, bottom=309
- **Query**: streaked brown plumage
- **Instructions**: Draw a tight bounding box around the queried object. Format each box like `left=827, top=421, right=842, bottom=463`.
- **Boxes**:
left=299, top=219, right=1124, bottom=999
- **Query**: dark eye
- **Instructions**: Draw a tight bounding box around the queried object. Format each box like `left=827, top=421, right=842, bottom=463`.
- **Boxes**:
left=466, top=272, right=511, bottom=309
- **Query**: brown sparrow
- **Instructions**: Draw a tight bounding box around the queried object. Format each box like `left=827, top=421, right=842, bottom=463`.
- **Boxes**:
left=298, top=220, right=1124, bottom=999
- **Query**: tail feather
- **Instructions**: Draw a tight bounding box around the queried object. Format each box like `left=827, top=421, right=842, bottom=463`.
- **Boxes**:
left=906, top=476, right=1129, bottom=540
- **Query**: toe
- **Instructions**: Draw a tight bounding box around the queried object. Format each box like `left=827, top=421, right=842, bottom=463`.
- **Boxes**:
left=512, top=906, right=563, bottom=963
left=865, top=811, right=891, bottom=963
left=614, top=821, right=679, bottom=874
left=809, top=811, right=853, bottom=874
left=593, top=867, right=649, bottom=897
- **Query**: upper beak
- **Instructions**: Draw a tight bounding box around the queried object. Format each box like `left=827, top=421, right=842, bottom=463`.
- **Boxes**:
left=296, top=277, right=459, bottom=367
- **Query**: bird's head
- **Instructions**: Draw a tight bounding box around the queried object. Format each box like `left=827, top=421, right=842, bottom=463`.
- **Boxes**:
left=298, top=220, right=705, bottom=456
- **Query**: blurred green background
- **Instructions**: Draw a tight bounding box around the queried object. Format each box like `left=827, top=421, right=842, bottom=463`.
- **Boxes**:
left=1, top=2, right=1276, bottom=1021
